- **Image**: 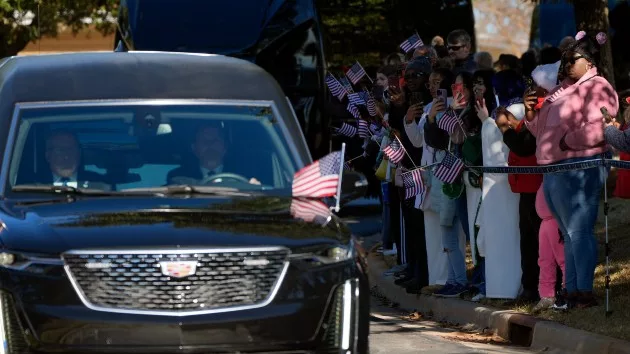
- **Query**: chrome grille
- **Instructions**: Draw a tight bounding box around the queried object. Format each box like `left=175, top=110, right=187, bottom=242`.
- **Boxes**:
left=62, top=248, right=289, bottom=315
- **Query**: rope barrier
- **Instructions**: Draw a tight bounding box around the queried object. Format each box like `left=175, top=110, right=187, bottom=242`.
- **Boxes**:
left=407, top=157, right=630, bottom=175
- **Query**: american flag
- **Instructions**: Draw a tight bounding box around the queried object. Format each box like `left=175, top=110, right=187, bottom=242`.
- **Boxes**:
left=338, top=77, right=354, bottom=94
left=290, top=198, right=331, bottom=225
left=335, top=122, right=357, bottom=137
left=438, top=108, right=463, bottom=134
left=383, top=137, right=405, bottom=164
left=292, top=151, right=342, bottom=198
left=347, top=103, right=361, bottom=119
left=434, top=153, right=464, bottom=184
left=400, top=33, right=424, bottom=53
left=346, top=62, right=367, bottom=85
left=348, top=92, right=365, bottom=106
left=357, top=119, right=370, bottom=138
left=362, top=91, right=378, bottom=116
left=325, top=73, right=347, bottom=101
left=403, top=169, right=424, bottom=200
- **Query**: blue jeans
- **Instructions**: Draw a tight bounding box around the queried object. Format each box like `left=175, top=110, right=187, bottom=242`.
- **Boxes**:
left=456, top=193, right=470, bottom=242
left=442, top=214, right=468, bottom=286
left=543, top=156, right=606, bottom=293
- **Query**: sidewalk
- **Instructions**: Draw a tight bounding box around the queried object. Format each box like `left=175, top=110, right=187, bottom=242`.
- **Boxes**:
left=367, top=251, right=630, bottom=354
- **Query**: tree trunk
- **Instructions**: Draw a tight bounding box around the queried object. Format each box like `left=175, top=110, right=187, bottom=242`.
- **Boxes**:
left=572, top=0, right=615, bottom=88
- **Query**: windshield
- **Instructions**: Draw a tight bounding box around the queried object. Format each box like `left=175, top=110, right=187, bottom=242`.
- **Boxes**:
left=6, top=101, right=298, bottom=194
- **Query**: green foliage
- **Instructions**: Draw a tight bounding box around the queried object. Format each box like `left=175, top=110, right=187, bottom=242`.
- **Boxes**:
left=0, top=0, right=119, bottom=57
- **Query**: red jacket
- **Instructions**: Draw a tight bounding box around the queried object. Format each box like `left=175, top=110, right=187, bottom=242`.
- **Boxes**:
left=507, top=121, right=543, bottom=194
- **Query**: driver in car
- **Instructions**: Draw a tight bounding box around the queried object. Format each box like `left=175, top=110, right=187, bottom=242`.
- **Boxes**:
left=167, top=124, right=260, bottom=186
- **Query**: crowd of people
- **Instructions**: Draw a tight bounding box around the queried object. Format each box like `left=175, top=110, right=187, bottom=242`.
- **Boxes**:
left=326, top=27, right=630, bottom=312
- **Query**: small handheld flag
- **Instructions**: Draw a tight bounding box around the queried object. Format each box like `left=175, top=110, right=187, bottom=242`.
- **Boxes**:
left=437, top=108, right=464, bottom=135
left=400, top=33, right=424, bottom=53
left=346, top=62, right=368, bottom=85
left=325, top=73, right=347, bottom=101
left=434, top=153, right=464, bottom=184
left=403, top=169, right=424, bottom=199
left=383, top=137, right=405, bottom=164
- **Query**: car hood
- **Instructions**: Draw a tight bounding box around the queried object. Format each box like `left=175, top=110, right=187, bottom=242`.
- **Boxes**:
left=0, top=196, right=350, bottom=254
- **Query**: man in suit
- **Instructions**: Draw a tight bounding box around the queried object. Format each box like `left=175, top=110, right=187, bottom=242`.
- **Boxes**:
left=166, top=124, right=260, bottom=185
left=44, top=131, right=108, bottom=188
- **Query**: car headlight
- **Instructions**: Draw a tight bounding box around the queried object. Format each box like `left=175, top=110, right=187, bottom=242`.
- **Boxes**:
left=0, top=252, right=14, bottom=266
left=290, top=241, right=355, bottom=265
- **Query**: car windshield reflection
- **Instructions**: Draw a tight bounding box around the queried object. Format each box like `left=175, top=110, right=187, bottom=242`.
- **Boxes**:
left=7, top=102, right=298, bottom=195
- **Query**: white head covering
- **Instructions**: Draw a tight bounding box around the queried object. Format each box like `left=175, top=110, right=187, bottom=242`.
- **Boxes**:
left=531, top=60, right=561, bottom=92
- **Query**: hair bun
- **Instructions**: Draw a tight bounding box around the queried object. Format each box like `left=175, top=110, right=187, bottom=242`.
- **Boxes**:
left=596, top=32, right=607, bottom=45
left=575, top=30, right=587, bottom=41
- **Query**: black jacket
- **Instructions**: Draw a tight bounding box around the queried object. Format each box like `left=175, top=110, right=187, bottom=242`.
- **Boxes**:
left=503, top=124, right=537, bottom=157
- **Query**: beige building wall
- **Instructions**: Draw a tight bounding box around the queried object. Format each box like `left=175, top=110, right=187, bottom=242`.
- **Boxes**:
left=473, top=0, right=535, bottom=60
left=19, top=26, right=115, bottom=55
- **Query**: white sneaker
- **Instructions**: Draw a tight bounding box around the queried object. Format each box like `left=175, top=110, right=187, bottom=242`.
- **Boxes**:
left=382, top=245, right=398, bottom=256
left=472, top=293, right=485, bottom=302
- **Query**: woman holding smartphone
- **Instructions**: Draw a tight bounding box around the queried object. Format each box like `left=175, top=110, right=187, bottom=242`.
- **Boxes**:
left=524, top=31, right=618, bottom=309
left=422, top=71, right=478, bottom=298
left=404, top=67, right=457, bottom=290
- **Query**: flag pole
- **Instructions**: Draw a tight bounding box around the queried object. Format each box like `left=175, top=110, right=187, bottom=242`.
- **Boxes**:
left=334, top=142, right=346, bottom=213
left=394, top=135, right=418, bottom=169
left=356, top=61, right=373, bottom=84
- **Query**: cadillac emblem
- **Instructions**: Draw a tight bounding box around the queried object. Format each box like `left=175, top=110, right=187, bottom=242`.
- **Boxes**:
left=160, top=261, right=198, bottom=278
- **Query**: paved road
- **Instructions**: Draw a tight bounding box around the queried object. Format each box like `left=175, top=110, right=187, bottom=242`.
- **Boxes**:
left=369, top=302, right=546, bottom=354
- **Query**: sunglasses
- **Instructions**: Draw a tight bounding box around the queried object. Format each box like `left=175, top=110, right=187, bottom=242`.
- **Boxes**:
left=565, top=55, right=585, bottom=65
left=448, top=44, right=464, bottom=51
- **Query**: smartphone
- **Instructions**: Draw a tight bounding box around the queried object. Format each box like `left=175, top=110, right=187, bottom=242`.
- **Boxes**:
left=436, top=89, right=448, bottom=109
left=410, top=92, right=423, bottom=106
left=474, top=88, right=485, bottom=106
left=601, top=107, right=613, bottom=123
left=451, top=83, right=467, bottom=106
left=388, top=75, right=401, bottom=92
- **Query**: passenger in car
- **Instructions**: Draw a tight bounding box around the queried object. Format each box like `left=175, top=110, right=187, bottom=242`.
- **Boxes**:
left=43, top=131, right=108, bottom=188
left=167, top=124, right=261, bottom=185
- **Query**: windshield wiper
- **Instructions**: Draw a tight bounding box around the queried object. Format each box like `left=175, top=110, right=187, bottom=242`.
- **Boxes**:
left=11, top=185, right=120, bottom=196
left=119, top=185, right=256, bottom=197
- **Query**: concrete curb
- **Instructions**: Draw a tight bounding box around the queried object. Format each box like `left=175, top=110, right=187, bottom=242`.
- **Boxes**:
left=367, top=252, right=630, bottom=354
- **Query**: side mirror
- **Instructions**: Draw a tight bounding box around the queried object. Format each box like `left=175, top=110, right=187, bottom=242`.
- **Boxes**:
left=339, top=170, right=369, bottom=205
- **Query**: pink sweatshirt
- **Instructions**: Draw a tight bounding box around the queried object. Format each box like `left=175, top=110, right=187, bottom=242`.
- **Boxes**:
left=526, top=68, right=619, bottom=165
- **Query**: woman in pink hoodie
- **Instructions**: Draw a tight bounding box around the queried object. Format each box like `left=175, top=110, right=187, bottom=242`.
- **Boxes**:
left=524, top=31, right=618, bottom=309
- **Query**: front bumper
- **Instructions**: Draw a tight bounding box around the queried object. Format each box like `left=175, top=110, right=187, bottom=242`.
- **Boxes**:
left=0, top=260, right=368, bottom=353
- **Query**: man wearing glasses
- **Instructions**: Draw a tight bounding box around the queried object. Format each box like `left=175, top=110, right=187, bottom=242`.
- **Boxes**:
left=447, top=29, right=478, bottom=76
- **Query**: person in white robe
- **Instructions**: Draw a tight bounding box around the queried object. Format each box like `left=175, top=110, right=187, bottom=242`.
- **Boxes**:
left=475, top=98, right=522, bottom=299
